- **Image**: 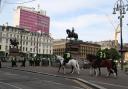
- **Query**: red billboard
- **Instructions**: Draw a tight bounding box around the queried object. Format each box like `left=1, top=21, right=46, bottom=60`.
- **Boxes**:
left=19, top=9, right=50, bottom=33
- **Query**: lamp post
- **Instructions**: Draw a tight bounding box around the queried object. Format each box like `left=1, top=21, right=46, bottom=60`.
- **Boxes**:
left=113, top=0, right=128, bottom=70
left=36, top=33, right=39, bottom=57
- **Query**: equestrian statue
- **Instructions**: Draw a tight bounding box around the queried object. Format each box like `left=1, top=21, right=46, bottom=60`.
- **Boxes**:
left=10, top=38, right=19, bottom=48
left=66, top=27, right=78, bottom=41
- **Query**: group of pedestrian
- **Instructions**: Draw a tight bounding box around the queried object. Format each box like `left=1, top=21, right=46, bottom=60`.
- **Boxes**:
left=28, top=57, right=49, bottom=66
left=10, top=57, right=26, bottom=67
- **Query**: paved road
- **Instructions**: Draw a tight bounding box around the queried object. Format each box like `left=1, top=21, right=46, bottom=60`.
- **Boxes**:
left=80, top=68, right=128, bottom=89
left=1, top=62, right=128, bottom=89
left=0, top=68, right=84, bottom=89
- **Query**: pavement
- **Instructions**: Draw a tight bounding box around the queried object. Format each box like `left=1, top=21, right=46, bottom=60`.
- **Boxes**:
left=1, top=62, right=128, bottom=89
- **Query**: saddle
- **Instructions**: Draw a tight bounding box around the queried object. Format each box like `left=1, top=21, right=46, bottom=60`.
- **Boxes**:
left=64, top=59, right=69, bottom=63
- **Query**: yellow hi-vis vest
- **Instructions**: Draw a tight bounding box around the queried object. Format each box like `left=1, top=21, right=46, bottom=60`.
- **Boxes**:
left=67, top=53, right=71, bottom=58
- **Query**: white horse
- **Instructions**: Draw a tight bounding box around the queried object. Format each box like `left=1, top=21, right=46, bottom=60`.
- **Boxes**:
left=56, top=55, right=80, bottom=74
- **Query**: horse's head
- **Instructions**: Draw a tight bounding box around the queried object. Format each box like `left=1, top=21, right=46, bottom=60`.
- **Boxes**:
left=56, top=55, right=64, bottom=61
left=66, top=29, right=71, bottom=35
left=56, top=55, right=64, bottom=64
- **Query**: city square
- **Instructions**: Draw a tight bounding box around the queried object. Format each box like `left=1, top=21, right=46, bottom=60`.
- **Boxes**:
left=0, top=0, right=128, bottom=89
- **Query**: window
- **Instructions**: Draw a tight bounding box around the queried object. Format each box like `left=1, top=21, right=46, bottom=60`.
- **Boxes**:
left=0, top=27, right=2, bottom=31
left=39, top=49, right=40, bottom=53
left=23, top=47, right=25, bottom=51
left=30, top=48, right=32, bottom=52
left=26, top=42, right=28, bottom=45
left=10, top=34, right=12, bottom=37
left=0, top=38, right=2, bottom=42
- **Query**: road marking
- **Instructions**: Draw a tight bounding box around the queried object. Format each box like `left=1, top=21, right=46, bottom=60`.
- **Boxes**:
left=73, top=80, right=93, bottom=89
left=0, top=81, right=23, bottom=89
left=36, top=79, right=83, bottom=89
left=0, top=70, right=18, bottom=76
left=90, top=80, right=128, bottom=89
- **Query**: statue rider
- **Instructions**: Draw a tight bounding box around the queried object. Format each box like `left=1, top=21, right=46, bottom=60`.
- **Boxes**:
left=63, top=52, right=71, bottom=66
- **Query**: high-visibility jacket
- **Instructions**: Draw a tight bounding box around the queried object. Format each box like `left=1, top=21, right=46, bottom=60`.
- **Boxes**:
left=100, top=52, right=106, bottom=59
left=63, top=53, right=71, bottom=60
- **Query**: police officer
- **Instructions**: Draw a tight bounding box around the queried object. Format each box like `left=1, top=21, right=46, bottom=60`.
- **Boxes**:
left=99, top=51, right=106, bottom=59
left=63, top=52, right=71, bottom=66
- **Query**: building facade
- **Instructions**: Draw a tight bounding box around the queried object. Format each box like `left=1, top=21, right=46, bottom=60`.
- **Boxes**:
left=0, top=25, right=53, bottom=57
left=53, top=39, right=101, bottom=60
left=14, top=6, right=50, bottom=33
left=96, top=40, right=118, bottom=49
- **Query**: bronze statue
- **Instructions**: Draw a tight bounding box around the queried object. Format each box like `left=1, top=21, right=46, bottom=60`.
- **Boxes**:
left=10, top=38, right=19, bottom=48
left=66, top=27, right=78, bottom=40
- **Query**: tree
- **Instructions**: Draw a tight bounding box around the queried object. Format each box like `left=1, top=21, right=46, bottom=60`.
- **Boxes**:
left=108, top=48, right=121, bottom=60
left=96, top=48, right=121, bottom=61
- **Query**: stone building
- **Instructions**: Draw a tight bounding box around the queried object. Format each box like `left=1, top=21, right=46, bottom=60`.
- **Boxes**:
left=0, top=25, right=53, bottom=57
left=53, top=39, right=101, bottom=60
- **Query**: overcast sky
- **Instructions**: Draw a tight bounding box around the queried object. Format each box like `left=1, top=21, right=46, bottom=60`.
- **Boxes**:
left=0, top=0, right=128, bottom=43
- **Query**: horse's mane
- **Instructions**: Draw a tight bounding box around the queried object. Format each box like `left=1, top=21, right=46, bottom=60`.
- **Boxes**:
left=66, top=29, right=71, bottom=34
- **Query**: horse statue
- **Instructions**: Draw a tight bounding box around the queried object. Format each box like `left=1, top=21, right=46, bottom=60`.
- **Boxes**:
left=66, top=27, right=78, bottom=40
left=10, top=38, right=19, bottom=48
left=87, top=54, right=117, bottom=77
left=56, top=55, right=80, bottom=74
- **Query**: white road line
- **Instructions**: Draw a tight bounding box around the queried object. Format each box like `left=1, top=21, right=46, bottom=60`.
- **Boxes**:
left=0, top=82, right=23, bottom=89
left=0, top=70, right=18, bottom=76
left=73, top=80, right=93, bottom=89
left=38, top=79, right=84, bottom=89
left=90, top=80, right=128, bottom=89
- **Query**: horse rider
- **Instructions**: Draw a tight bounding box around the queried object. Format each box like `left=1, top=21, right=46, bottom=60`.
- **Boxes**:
left=99, top=51, right=106, bottom=59
left=63, top=52, right=71, bottom=66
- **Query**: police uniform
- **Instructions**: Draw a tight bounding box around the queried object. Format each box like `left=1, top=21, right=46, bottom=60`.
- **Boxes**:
left=63, top=52, right=71, bottom=65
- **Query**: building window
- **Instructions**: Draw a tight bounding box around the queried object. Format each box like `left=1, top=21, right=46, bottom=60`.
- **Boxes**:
left=39, top=49, right=40, bottom=53
left=33, top=48, right=35, bottom=52
left=30, top=48, right=32, bottom=52
left=0, top=38, right=2, bottom=42
left=23, top=47, right=25, bottom=51
left=0, top=45, right=1, bottom=50
left=26, top=42, right=28, bottom=45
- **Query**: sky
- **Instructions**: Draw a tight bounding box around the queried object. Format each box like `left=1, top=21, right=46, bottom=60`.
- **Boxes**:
left=0, top=0, right=128, bottom=43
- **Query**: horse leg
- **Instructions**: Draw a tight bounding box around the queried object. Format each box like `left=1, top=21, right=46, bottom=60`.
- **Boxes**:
left=58, top=62, right=62, bottom=72
left=70, top=66, right=74, bottom=74
left=107, top=68, right=112, bottom=77
left=58, top=64, right=61, bottom=72
left=62, top=66, right=66, bottom=74
left=95, top=68, right=99, bottom=77
left=75, top=61, right=80, bottom=74
left=98, top=67, right=101, bottom=76
left=113, top=66, right=118, bottom=78
left=89, top=67, right=93, bottom=75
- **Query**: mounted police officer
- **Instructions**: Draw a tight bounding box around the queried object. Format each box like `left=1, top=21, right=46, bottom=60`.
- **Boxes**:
left=99, top=51, right=106, bottom=59
left=63, top=52, right=71, bottom=66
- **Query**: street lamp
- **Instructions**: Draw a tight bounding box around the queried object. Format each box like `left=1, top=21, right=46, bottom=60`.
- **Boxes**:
left=113, top=0, right=128, bottom=70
